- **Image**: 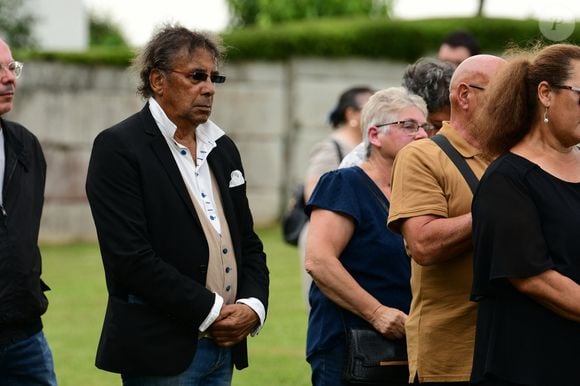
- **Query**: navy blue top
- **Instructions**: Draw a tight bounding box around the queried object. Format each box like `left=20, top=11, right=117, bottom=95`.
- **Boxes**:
left=471, top=152, right=580, bottom=385
left=304, top=166, right=411, bottom=358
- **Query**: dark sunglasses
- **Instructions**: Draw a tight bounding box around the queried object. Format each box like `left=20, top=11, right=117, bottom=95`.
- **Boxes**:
left=169, top=69, right=226, bottom=84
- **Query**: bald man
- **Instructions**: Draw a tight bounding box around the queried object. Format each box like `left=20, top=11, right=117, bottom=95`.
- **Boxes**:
left=0, top=39, right=57, bottom=384
left=387, top=55, right=506, bottom=385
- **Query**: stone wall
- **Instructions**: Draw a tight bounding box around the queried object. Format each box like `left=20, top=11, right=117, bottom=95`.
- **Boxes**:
left=5, top=58, right=407, bottom=242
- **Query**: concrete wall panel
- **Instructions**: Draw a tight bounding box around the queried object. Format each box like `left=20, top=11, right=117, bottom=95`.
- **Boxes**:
left=5, top=59, right=409, bottom=241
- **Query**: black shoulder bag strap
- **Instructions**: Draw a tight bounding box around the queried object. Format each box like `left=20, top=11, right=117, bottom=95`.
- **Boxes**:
left=331, top=139, right=344, bottom=164
left=431, top=134, right=479, bottom=194
left=354, top=168, right=390, bottom=227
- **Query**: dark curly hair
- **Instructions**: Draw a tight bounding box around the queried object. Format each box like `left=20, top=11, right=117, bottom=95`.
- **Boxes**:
left=402, top=58, right=456, bottom=113
left=132, top=24, right=224, bottom=98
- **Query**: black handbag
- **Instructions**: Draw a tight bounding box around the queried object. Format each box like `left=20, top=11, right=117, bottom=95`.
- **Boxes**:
left=343, top=327, right=409, bottom=385
left=281, top=184, right=308, bottom=246
left=282, top=139, right=344, bottom=246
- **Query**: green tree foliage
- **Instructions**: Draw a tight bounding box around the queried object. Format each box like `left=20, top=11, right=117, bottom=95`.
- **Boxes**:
left=89, top=12, right=130, bottom=49
left=0, top=0, right=36, bottom=49
left=226, top=0, right=392, bottom=28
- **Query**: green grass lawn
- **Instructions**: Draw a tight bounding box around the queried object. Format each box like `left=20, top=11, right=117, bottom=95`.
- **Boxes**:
left=41, top=225, right=311, bottom=386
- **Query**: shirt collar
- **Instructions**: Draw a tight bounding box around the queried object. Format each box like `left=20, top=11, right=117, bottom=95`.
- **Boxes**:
left=439, top=121, right=480, bottom=158
left=148, top=97, right=225, bottom=147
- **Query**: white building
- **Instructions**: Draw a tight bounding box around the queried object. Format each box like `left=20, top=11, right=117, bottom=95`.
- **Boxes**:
left=26, top=0, right=88, bottom=50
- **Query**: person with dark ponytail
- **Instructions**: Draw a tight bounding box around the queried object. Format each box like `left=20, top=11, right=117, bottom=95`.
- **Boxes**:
left=305, top=86, right=375, bottom=201
left=470, top=43, right=580, bottom=386
left=297, top=86, right=374, bottom=307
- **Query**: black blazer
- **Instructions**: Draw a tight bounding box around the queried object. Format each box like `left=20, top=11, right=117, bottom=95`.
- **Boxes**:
left=85, top=105, right=269, bottom=376
left=0, top=119, right=49, bottom=343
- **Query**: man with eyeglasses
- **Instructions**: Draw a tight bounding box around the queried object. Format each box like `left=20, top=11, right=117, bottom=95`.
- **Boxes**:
left=0, top=39, right=57, bottom=384
left=86, top=25, right=269, bottom=385
left=387, top=55, right=505, bottom=385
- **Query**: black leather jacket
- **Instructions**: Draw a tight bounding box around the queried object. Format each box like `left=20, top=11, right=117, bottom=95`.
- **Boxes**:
left=0, top=118, right=49, bottom=345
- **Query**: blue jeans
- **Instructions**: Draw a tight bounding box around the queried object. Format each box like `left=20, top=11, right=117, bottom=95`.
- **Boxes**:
left=308, top=341, right=348, bottom=386
left=122, top=338, right=233, bottom=386
left=0, top=330, right=57, bottom=386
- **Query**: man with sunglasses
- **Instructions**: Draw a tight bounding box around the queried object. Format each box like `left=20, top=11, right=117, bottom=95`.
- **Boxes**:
left=86, top=25, right=269, bottom=385
left=387, top=55, right=505, bottom=385
left=0, top=39, right=57, bottom=384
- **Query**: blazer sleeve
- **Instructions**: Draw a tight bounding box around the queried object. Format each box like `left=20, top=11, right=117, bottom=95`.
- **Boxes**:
left=86, top=125, right=215, bottom=328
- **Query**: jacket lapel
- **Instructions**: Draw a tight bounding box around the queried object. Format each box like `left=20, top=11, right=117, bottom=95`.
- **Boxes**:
left=207, top=147, right=240, bottom=248
left=139, top=106, right=199, bottom=222
left=1, top=120, right=27, bottom=197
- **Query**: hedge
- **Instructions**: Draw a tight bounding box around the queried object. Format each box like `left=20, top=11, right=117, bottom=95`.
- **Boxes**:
left=221, top=17, right=580, bottom=62
left=13, top=17, right=580, bottom=66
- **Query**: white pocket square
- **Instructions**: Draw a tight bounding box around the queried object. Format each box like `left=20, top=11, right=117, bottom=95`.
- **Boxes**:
left=229, top=170, right=245, bottom=187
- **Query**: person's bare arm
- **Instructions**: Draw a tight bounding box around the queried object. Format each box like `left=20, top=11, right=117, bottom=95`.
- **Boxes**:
left=399, top=213, right=472, bottom=266
left=510, top=270, right=580, bottom=322
left=305, top=209, right=406, bottom=338
left=304, top=175, right=320, bottom=203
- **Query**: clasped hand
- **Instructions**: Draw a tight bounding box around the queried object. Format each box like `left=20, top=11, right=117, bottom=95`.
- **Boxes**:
left=208, top=303, right=259, bottom=347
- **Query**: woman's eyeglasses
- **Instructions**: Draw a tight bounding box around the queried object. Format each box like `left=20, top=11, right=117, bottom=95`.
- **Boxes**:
left=554, top=85, right=580, bottom=104
left=376, top=120, right=436, bottom=135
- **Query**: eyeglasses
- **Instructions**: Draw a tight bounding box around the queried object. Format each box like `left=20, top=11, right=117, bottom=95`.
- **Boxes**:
left=376, top=120, right=435, bottom=134
left=468, top=84, right=485, bottom=91
left=169, top=69, right=226, bottom=84
left=554, top=85, right=580, bottom=103
left=0, top=61, right=23, bottom=79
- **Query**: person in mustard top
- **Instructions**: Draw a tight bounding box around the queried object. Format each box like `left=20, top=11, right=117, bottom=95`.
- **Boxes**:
left=387, top=54, right=505, bottom=385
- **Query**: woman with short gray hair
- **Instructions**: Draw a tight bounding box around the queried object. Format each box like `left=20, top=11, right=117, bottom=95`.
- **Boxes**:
left=304, top=87, right=430, bottom=386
